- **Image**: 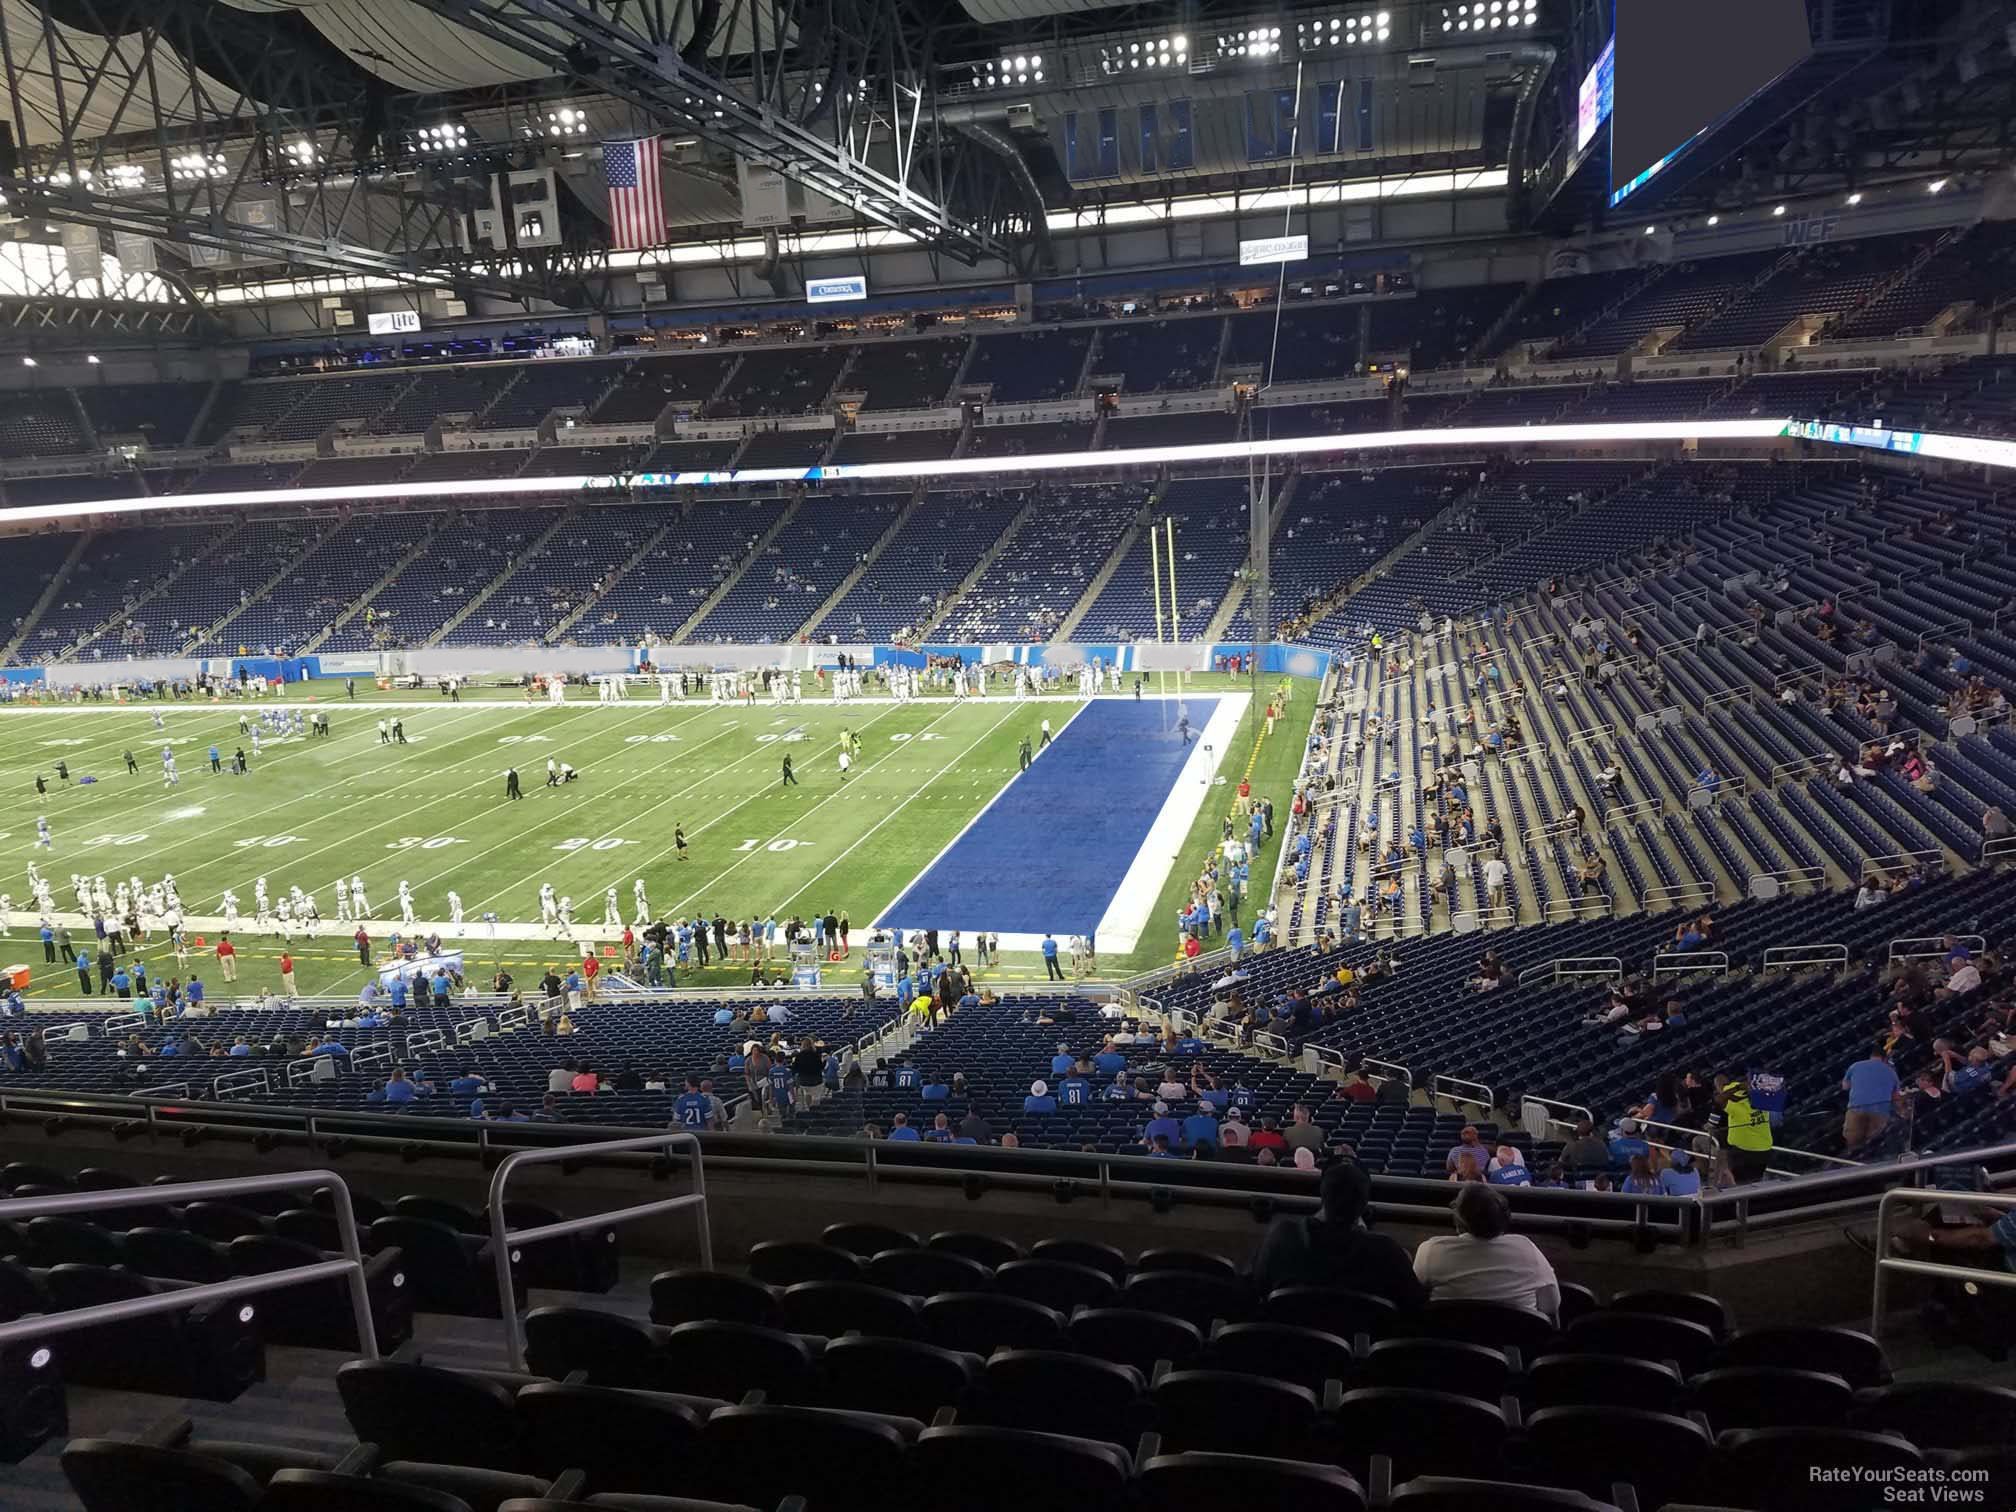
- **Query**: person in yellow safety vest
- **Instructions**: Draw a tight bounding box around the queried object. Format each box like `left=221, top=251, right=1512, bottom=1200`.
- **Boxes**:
left=1715, top=1077, right=1774, bottom=1184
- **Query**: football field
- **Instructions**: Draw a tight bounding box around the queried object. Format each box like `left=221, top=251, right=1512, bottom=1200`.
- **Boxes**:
left=0, top=674, right=1313, bottom=997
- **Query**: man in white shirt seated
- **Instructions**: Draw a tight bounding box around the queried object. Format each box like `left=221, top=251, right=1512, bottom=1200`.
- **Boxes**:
left=1412, top=1182, right=1561, bottom=1322
left=1940, top=955, right=1983, bottom=1000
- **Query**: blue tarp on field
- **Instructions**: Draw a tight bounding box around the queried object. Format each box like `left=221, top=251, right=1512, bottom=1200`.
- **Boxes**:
left=876, top=696, right=1217, bottom=937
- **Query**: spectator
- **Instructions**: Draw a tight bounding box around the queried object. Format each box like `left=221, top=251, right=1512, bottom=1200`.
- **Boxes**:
left=1253, top=1161, right=1426, bottom=1303
left=571, top=1063, right=601, bottom=1094
left=1180, top=1102, right=1220, bottom=1153
left=1247, top=1116, right=1288, bottom=1156
left=1658, top=1146, right=1702, bottom=1195
left=958, top=1109, right=994, bottom=1143
left=1608, top=1118, right=1652, bottom=1163
left=1560, top=1119, right=1610, bottom=1171
left=1487, top=1145, right=1531, bottom=1186
left=1620, top=1154, right=1661, bottom=1195
left=1444, top=1125, right=1486, bottom=1175
left=1023, top=1079, right=1057, bottom=1115
left=1413, top=1183, right=1561, bottom=1321
left=886, top=1112, right=921, bottom=1141
left=1219, top=1106, right=1250, bottom=1148
left=1449, top=1150, right=1486, bottom=1183
left=1939, top=952, right=1984, bottom=1000
left=1143, top=1100, right=1181, bottom=1147
left=1283, top=1104, right=1326, bottom=1156
left=1842, top=1041, right=1900, bottom=1149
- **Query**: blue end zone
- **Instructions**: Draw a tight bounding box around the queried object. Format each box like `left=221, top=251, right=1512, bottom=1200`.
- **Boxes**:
left=878, top=697, right=1219, bottom=937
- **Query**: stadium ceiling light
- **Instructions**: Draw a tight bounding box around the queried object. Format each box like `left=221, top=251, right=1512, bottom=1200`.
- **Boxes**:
left=170, top=151, right=228, bottom=182
left=1644, top=224, right=1657, bottom=234
left=284, top=140, right=318, bottom=168
left=1927, top=178, right=1947, bottom=193
left=1706, top=214, right=1720, bottom=225
left=20, top=356, right=35, bottom=367
left=85, top=353, right=100, bottom=364
left=546, top=107, right=589, bottom=138
left=1845, top=191, right=1862, bottom=205
left=1773, top=203, right=1786, bottom=215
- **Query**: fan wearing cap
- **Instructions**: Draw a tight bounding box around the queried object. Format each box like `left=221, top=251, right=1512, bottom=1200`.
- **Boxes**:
left=1219, top=1105, right=1250, bottom=1149
left=1607, top=1117, right=1652, bottom=1164
left=1023, top=1079, right=1057, bottom=1115
left=1657, top=1146, right=1702, bottom=1195
left=1143, top=1101, right=1181, bottom=1148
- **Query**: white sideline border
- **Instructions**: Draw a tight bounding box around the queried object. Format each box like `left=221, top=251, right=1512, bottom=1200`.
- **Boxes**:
left=872, top=692, right=1247, bottom=955
left=1094, top=691, right=1249, bottom=955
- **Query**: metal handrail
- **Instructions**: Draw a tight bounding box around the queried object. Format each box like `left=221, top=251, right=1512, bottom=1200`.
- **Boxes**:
left=1768, top=752, right=1835, bottom=785
left=1534, top=955, right=1624, bottom=981
left=1888, top=933, right=1984, bottom=962
left=1643, top=879, right=1717, bottom=906
left=1543, top=895, right=1615, bottom=922
left=1631, top=1117, right=1723, bottom=1169
left=488, top=1132, right=711, bottom=1371
left=1761, top=943, right=1850, bottom=971
left=1432, top=1074, right=1495, bottom=1113
left=0, top=1169, right=379, bottom=1359
left=1362, top=1056, right=1413, bottom=1089
left=1747, top=864, right=1828, bottom=897
left=1871, top=1189, right=2016, bottom=1338
left=1652, top=949, right=1729, bottom=977
left=1863, top=848, right=1944, bottom=874
left=1604, top=796, right=1665, bottom=822
left=1522, top=1093, right=1595, bottom=1136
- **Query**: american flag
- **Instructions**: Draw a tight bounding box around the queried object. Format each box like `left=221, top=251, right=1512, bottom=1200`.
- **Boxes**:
left=603, top=136, right=664, bottom=250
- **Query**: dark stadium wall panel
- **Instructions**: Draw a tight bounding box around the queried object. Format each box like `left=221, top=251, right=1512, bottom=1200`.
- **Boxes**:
left=0, top=1123, right=1878, bottom=1324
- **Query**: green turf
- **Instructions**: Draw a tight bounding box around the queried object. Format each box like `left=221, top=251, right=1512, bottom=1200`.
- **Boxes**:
left=0, top=673, right=1316, bottom=996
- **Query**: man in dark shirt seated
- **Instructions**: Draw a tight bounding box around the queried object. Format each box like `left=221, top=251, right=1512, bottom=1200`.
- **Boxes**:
left=1253, top=1160, right=1427, bottom=1309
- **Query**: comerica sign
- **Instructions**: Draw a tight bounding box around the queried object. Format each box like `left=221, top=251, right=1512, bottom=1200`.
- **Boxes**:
left=806, top=275, right=868, bottom=303
left=1238, top=233, right=1309, bottom=266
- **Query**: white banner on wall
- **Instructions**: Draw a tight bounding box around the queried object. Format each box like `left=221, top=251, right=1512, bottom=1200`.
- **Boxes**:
left=368, top=310, right=422, bottom=336
left=1239, top=233, right=1309, bottom=266
left=806, top=274, right=868, bottom=303
left=112, top=230, right=157, bottom=277
left=60, top=224, right=102, bottom=284
left=737, top=160, right=792, bottom=228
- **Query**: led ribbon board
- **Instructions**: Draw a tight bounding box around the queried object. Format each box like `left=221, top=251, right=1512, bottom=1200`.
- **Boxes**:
left=4, top=418, right=2006, bottom=529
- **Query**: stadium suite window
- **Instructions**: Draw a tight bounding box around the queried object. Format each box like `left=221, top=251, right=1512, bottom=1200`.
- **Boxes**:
left=1247, top=88, right=1298, bottom=161
left=1137, top=101, right=1194, bottom=174
left=1064, top=108, right=1121, bottom=179
left=1317, top=81, right=1377, bottom=153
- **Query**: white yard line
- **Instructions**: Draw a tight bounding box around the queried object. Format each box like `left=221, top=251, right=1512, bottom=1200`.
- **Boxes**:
left=275, top=701, right=705, bottom=911
left=0, top=714, right=470, bottom=865
left=767, top=701, right=1025, bottom=916
left=869, top=695, right=1099, bottom=940
left=408, top=706, right=777, bottom=917
left=463, top=701, right=915, bottom=920
left=652, top=701, right=950, bottom=917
